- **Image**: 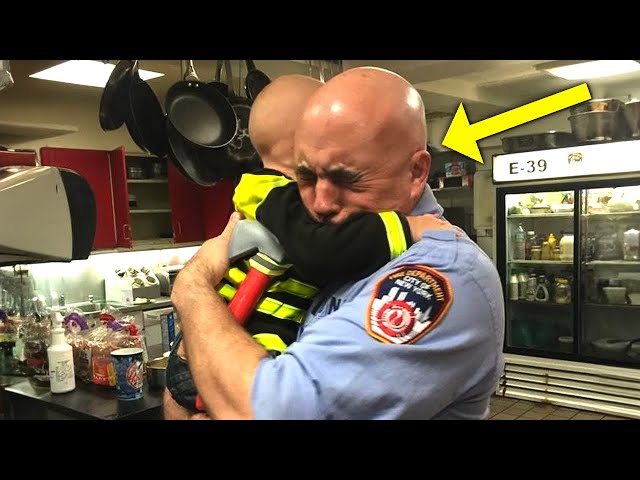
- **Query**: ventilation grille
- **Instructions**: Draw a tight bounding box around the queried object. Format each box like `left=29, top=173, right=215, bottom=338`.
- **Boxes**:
left=495, top=354, right=640, bottom=419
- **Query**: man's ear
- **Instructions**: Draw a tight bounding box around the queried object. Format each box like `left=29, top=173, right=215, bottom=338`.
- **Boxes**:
left=410, top=149, right=430, bottom=186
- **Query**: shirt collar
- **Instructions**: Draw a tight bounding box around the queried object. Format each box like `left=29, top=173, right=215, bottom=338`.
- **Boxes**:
left=411, top=185, right=444, bottom=217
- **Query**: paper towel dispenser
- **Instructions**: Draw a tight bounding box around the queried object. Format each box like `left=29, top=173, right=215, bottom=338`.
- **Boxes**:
left=0, top=166, right=96, bottom=265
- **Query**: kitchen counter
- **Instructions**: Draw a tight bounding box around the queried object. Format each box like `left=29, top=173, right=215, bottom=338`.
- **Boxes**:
left=3, top=378, right=164, bottom=420
left=116, top=296, right=173, bottom=314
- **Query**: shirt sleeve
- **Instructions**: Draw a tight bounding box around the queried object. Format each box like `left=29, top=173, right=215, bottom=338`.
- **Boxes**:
left=255, top=182, right=412, bottom=285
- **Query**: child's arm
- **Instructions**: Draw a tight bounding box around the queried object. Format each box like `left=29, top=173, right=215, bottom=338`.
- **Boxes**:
left=233, top=170, right=419, bottom=285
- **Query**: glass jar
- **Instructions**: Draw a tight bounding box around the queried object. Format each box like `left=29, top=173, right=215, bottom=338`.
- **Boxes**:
left=623, top=228, right=640, bottom=261
left=559, top=233, right=574, bottom=261
left=554, top=278, right=572, bottom=304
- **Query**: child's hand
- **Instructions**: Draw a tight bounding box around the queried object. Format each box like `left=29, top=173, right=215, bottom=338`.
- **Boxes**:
left=406, top=214, right=464, bottom=243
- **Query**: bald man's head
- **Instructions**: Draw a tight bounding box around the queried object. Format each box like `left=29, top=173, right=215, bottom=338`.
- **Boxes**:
left=248, top=74, right=323, bottom=177
left=293, top=67, right=431, bottom=223
left=299, top=67, right=427, bottom=156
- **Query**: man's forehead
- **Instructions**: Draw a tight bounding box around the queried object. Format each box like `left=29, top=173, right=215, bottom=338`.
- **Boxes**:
left=297, top=159, right=361, bottom=175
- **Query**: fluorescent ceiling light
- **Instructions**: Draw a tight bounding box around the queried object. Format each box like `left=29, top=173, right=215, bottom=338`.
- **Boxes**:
left=539, top=60, right=640, bottom=80
left=29, top=60, right=164, bottom=88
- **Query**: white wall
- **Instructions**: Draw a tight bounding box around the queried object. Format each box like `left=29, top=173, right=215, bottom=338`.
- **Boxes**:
left=1, top=245, right=199, bottom=311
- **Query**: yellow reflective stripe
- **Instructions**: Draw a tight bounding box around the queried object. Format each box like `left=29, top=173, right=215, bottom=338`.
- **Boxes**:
left=252, top=333, right=288, bottom=353
left=271, top=277, right=318, bottom=299
left=228, top=266, right=317, bottom=300
left=255, top=296, right=305, bottom=323
left=232, top=173, right=294, bottom=221
left=378, top=211, right=407, bottom=259
left=216, top=282, right=237, bottom=301
left=226, top=267, right=246, bottom=286
left=214, top=281, right=305, bottom=324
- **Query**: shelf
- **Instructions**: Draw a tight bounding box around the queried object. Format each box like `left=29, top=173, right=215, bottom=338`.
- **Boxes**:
left=90, top=240, right=202, bottom=255
left=584, top=303, right=640, bottom=309
left=509, top=260, right=573, bottom=265
left=432, top=186, right=473, bottom=193
left=509, top=300, right=572, bottom=307
left=507, top=213, right=573, bottom=219
left=127, top=179, right=168, bottom=184
left=0, top=120, right=78, bottom=139
left=584, top=211, right=640, bottom=217
left=586, top=260, right=640, bottom=266
left=129, top=209, right=171, bottom=214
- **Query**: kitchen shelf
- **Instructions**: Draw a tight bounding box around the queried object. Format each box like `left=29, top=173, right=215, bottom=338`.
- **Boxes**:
left=91, top=240, right=202, bottom=255
left=584, top=303, right=640, bottom=309
left=510, top=260, right=573, bottom=265
left=127, top=179, right=168, bottom=184
left=585, top=260, right=640, bottom=266
left=584, top=211, right=640, bottom=217
left=508, top=213, right=573, bottom=219
left=0, top=120, right=78, bottom=139
left=432, top=186, right=473, bottom=193
left=509, top=300, right=572, bottom=307
left=129, top=209, right=171, bottom=214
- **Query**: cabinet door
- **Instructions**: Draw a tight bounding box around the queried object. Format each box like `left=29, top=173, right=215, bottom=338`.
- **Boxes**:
left=0, top=150, right=37, bottom=167
left=40, top=147, right=125, bottom=250
left=200, top=178, right=236, bottom=239
left=109, top=146, right=132, bottom=248
left=167, top=162, right=204, bottom=243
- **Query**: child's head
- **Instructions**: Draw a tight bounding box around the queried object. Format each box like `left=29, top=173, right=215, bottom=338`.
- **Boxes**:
left=249, top=74, right=323, bottom=178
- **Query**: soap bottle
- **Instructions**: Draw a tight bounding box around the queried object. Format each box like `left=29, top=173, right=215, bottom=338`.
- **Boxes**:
left=47, top=312, right=76, bottom=394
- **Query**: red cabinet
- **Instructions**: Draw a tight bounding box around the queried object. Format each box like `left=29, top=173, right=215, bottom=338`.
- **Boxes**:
left=38, top=146, right=235, bottom=251
left=0, top=150, right=38, bottom=167
left=167, top=162, right=236, bottom=243
left=40, top=146, right=132, bottom=250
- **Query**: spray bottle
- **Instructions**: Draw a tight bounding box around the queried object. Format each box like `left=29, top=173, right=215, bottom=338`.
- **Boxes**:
left=47, top=312, right=76, bottom=393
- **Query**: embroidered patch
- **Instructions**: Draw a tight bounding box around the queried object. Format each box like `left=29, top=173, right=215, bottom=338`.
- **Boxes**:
left=366, top=265, right=453, bottom=344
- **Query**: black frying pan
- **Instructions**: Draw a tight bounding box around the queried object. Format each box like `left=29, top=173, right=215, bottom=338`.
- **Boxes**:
left=165, top=60, right=237, bottom=149
left=127, top=64, right=169, bottom=157
left=244, top=60, right=271, bottom=102
left=224, top=60, right=260, bottom=168
left=166, top=116, right=245, bottom=186
left=99, top=60, right=135, bottom=131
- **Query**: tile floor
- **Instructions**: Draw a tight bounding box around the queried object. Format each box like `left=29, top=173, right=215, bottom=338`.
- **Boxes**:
left=489, top=394, right=630, bottom=420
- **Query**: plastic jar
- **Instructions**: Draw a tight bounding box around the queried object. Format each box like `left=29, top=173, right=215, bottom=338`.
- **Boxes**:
left=559, top=233, right=574, bottom=261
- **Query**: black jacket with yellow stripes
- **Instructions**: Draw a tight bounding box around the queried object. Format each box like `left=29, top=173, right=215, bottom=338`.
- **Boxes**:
left=218, top=168, right=413, bottom=354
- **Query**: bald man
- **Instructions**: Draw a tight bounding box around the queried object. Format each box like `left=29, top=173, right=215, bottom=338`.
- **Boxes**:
left=168, top=68, right=498, bottom=420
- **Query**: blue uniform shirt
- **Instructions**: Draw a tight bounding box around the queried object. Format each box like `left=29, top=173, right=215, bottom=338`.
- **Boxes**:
left=251, top=186, right=505, bottom=419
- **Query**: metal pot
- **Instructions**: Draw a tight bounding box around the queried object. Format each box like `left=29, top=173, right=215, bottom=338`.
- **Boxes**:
left=568, top=110, right=629, bottom=143
left=146, top=356, right=167, bottom=390
left=623, top=100, right=640, bottom=138
left=501, top=131, right=577, bottom=153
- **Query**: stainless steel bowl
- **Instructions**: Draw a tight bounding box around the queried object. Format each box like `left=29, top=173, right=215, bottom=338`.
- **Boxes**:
left=570, top=98, right=625, bottom=116
left=568, top=110, right=629, bottom=143
left=146, top=356, right=168, bottom=390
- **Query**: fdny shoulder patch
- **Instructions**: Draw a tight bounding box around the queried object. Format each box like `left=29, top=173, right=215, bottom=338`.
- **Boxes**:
left=365, top=265, right=453, bottom=345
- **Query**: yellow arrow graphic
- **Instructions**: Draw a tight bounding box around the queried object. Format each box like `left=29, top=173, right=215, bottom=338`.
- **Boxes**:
left=442, top=83, right=592, bottom=164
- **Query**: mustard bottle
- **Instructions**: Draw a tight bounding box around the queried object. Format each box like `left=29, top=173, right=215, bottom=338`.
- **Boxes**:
left=548, top=233, right=557, bottom=251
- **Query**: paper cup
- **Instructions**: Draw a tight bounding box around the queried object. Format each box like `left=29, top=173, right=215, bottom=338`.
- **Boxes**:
left=110, top=347, right=144, bottom=401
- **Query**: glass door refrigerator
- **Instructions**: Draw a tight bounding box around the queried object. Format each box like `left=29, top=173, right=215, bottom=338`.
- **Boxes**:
left=493, top=139, right=640, bottom=418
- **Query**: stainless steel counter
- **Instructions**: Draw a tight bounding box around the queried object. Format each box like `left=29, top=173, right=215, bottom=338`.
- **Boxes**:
left=116, top=296, right=173, bottom=314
